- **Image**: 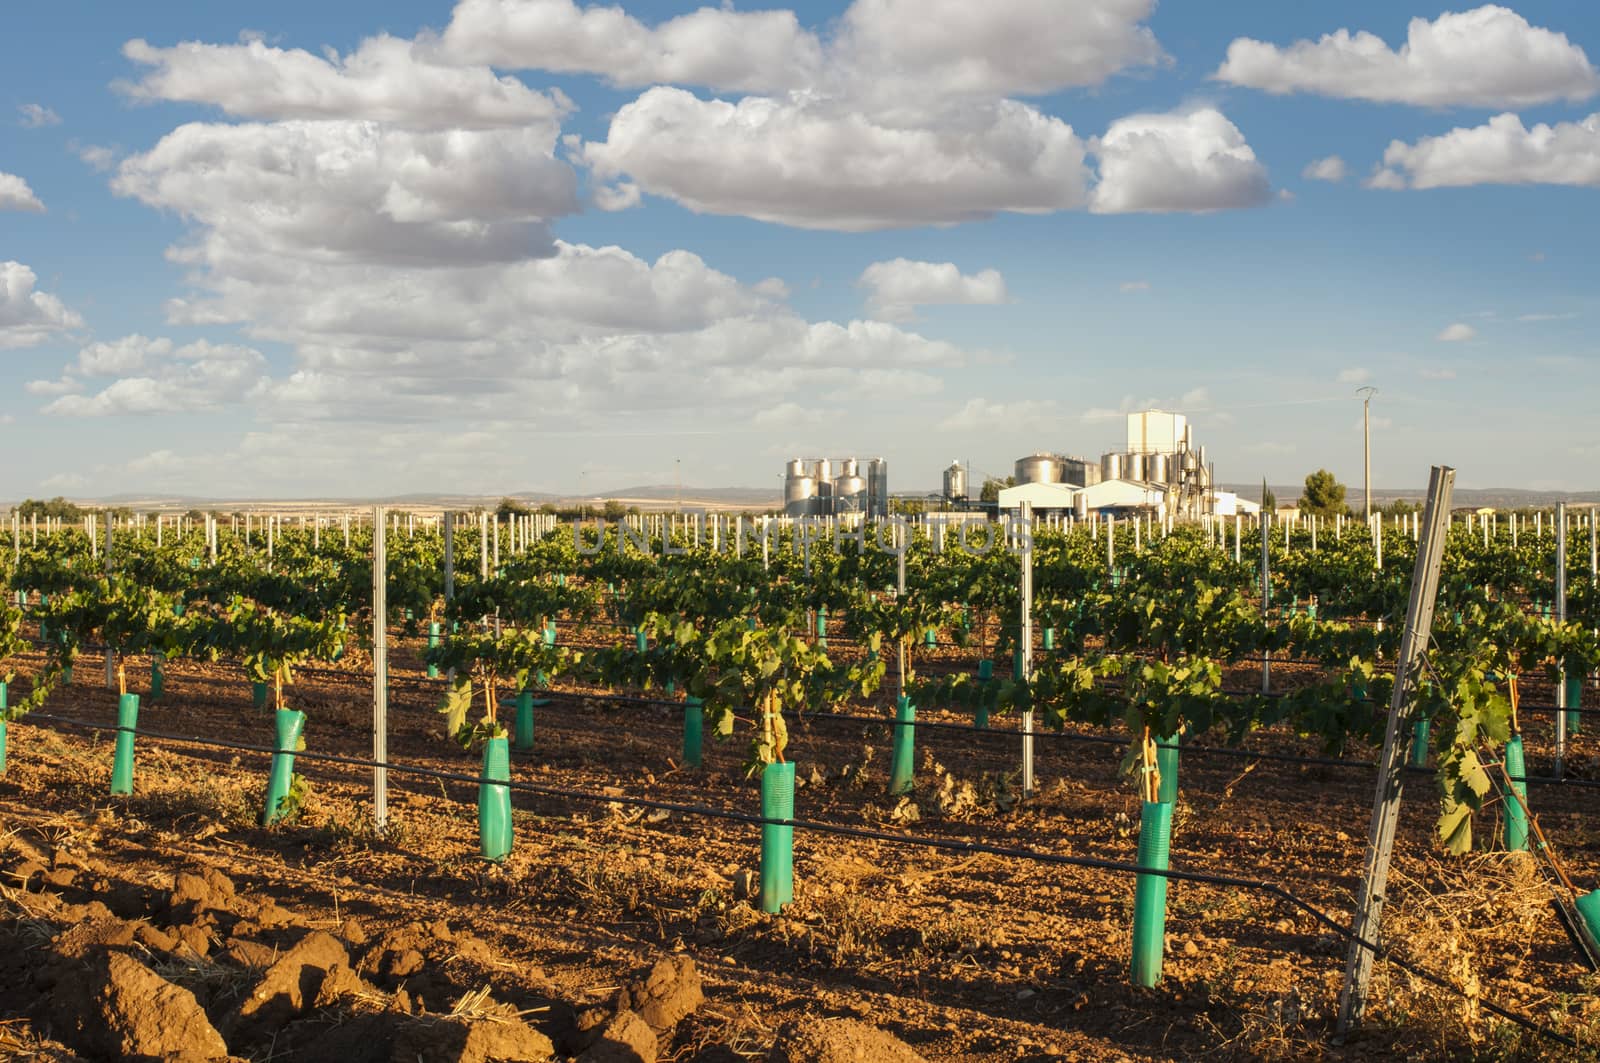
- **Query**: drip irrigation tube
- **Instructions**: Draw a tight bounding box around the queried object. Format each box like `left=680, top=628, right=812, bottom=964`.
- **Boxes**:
left=11, top=710, right=1574, bottom=1050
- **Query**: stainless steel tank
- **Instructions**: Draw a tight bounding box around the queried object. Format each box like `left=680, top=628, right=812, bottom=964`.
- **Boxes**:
left=834, top=474, right=867, bottom=512
left=1101, top=453, right=1124, bottom=481
left=837, top=458, right=858, bottom=479
left=814, top=458, right=831, bottom=484
left=943, top=462, right=967, bottom=500
left=784, top=475, right=817, bottom=513
left=1015, top=453, right=1064, bottom=484
left=1125, top=453, right=1146, bottom=482
left=786, top=459, right=808, bottom=479
left=867, top=458, right=889, bottom=517
left=1146, top=453, right=1169, bottom=484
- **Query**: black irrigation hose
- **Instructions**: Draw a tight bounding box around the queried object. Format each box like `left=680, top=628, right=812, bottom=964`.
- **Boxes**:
left=11, top=711, right=1575, bottom=1049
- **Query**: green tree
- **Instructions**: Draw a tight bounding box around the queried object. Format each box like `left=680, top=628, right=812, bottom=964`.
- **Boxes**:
left=497, top=497, right=533, bottom=517
left=1261, top=479, right=1275, bottom=512
left=1299, top=469, right=1350, bottom=518
left=980, top=476, right=1016, bottom=504
left=602, top=499, right=627, bottom=520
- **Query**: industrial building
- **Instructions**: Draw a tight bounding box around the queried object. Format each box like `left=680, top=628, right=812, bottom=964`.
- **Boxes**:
left=993, top=410, right=1242, bottom=519
left=783, top=457, right=888, bottom=519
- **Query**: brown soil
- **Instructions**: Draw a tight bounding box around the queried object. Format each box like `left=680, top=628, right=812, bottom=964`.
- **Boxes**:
left=1, top=627, right=1598, bottom=1061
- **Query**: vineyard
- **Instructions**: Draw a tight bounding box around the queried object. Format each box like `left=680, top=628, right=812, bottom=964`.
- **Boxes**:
left=2, top=489, right=1599, bottom=1061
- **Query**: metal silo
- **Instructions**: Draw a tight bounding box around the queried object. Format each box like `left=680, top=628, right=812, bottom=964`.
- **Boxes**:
left=1015, top=453, right=1065, bottom=484
left=867, top=459, right=889, bottom=517
left=943, top=462, right=968, bottom=501
left=835, top=470, right=867, bottom=513
left=1125, top=453, right=1146, bottom=482
left=1146, top=453, right=1169, bottom=485
left=1102, top=453, right=1124, bottom=481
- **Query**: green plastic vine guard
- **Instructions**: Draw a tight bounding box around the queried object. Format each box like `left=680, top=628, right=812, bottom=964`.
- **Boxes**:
left=816, top=606, right=827, bottom=649
left=1504, top=735, right=1529, bottom=852
left=1577, top=891, right=1600, bottom=951
left=1157, top=735, right=1180, bottom=805
left=510, top=692, right=548, bottom=752
left=1131, top=799, right=1173, bottom=987
left=1566, top=670, right=1583, bottom=736
left=262, top=708, right=306, bottom=825
left=543, top=624, right=557, bottom=648
left=759, top=761, right=795, bottom=913
left=426, top=622, right=441, bottom=679
left=635, top=629, right=648, bottom=653
left=924, top=628, right=937, bottom=648
left=0, top=681, right=8, bottom=776
left=252, top=682, right=269, bottom=711
left=110, top=693, right=139, bottom=796
left=976, top=658, right=993, bottom=729
left=1410, top=716, right=1430, bottom=770
left=1042, top=628, right=1054, bottom=651
left=888, top=695, right=915, bottom=795
left=683, top=696, right=704, bottom=768
left=479, top=736, right=513, bottom=861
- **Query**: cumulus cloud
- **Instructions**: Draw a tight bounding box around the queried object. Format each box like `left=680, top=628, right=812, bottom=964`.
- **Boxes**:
left=75, top=144, right=117, bottom=171
left=1215, top=6, right=1599, bottom=108
left=0, top=172, right=44, bottom=212
left=113, top=119, right=579, bottom=266
left=858, top=259, right=1008, bottom=321
left=120, top=35, right=568, bottom=130
left=581, top=89, right=1091, bottom=230
left=833, top=0, right=1164, bottom=104
left=442, top=0, right=1162, bottom=102
left=1437, top=322, right=1477, bottom=341
left=18, top=103, right=60, bottom=128
left=1089, top=107, right=1271, bottom=213
left=40, top=338, right=268, bottom=417
left=441, top=0, right=824, bottom=93
left=0, top=261, right=82, bottom=348
left=1303, top=155, right=1347, bottom=181
left=1372, top=112, right=1600, bottom=190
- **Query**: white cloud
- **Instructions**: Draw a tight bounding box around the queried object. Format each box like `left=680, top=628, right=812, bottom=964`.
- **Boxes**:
left=74, top=334, right=175, bottom=375
left=1437, top=322, right=1477, bottom=341
left=75, top=144, right=117, bottom=172
left=1119, top=280, right=1150, bottom=293
left=0, top=261, right=82, bottom=348
left=1337, top=367, right=1372, bottom=384
left=441, top=0, right=824, bottom=94
left=120, top=35, right=568, bottom=130
left=581, top=89, right=1091, bottom=231
left=1215, top=6, right=1599, bottom=108
left=41, top=339, right=268, bottom=417
left=1515, top=311, right=1578, bottom=322
left=24, top=377, right=81, bottom=397
left=593, top=181, right=641, bottom=212
left=113, top=119, right=579, bottom=266
left=1089, top=107, right=1271, bottom=214
left=940, top=397, right=1060, bottom=432
left=833, top=0, right=1165, bottom=104
left=0, top=172, right=44, bottom=212
left=1364, top=166, right=1408, bottom=190
left=18, top=103, right=60, bottom=128
left=442, top=0, right=1163, bottom=103
left=858, top=259, right=1008, bottom=321
left=1374, top=112, right=1600, bottom=190
left=1303, top=155, right=1347, bottom=182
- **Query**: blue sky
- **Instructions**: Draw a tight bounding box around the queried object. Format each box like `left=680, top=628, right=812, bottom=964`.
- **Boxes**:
left=1, top=1, right=1597, bottom=500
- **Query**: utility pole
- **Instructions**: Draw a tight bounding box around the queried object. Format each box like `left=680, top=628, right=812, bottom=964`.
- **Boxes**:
left=1358, top=386, right=1377, bottom=520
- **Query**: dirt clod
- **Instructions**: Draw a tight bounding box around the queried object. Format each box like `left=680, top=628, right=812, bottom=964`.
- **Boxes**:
left=235, top=930, right=356, bottom=1030
left=768, top=1017, right=927, bottom=1063
left=390, top=1011, right=556, bottom=1062
left=615, top=954, right=702, bottom=1032
left=577, top=1008, right=657, bottom=1063
left=61, top=951, right=229, bottom=1061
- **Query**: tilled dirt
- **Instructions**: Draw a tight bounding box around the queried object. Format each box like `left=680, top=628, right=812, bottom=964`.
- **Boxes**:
left=1, top=628, right=1598, bottom=1061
